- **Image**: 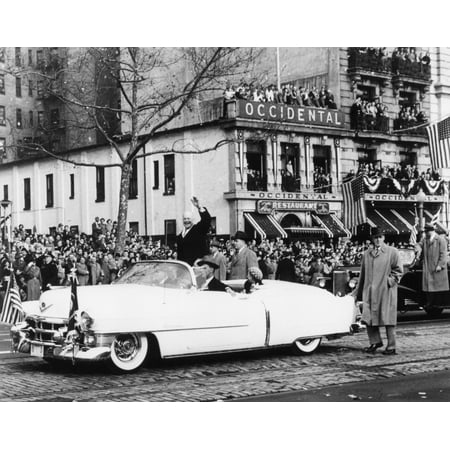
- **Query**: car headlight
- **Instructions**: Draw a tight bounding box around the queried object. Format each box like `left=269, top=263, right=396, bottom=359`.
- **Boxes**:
left=79, top=311, right=94, bottom=332
left=348, top=278, right=357, bottom=289
left=83, top=333, right=97, bottom=347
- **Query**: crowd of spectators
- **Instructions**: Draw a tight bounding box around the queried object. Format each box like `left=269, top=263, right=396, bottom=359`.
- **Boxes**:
left=0, top=215, right=419, bottom=300
left=394, top=103, right=427, bottom=130
left=350, top=97, right=389, bottom=132
left=223, top=81, right=337, bottom=109
left=313, top=167, right=332, bottom=193
left=350, top=162, right=441, bottom=182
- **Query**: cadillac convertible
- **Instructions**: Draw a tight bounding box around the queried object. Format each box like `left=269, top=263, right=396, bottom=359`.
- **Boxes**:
left=11, top=260, right=359, bottom=373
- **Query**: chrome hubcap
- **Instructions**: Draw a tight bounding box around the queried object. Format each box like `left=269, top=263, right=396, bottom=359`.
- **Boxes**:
left=113, top=334, right=139, bottom=361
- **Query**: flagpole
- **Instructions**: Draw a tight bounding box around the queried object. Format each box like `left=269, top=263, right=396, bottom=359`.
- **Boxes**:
left=276, top=47, right=281, bottom=91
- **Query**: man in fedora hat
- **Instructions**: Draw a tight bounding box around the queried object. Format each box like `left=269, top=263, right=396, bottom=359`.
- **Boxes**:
left=229, top=231, right=258, bottom=280
left=209, top=238, right=227, bottom=281
left=196, top=257, right=233, bottom=292
left=416, top=223, right=449, bottom=309
left=354, top=227, right=403, bottom=355
left=176, top=196, right=211, bottom=266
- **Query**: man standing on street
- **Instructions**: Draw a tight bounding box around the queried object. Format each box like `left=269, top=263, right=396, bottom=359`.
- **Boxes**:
left=176, top=197, right=211, bottom=266
left=354, top=228, right=403, bottom=355
left=229, top=231, right=258, bottom=280
left=416, top=223, right=449, bottom=310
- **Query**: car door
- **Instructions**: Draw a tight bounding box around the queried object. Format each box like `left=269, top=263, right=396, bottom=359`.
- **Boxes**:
left=158, top=288, right=267, bottom=357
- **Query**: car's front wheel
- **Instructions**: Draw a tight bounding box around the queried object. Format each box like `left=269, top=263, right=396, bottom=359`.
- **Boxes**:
left=292, top=337, right=322, bottom=355
left=109, top=333, right=149, bottom=373
left=424, top=306, right=444, bottom=319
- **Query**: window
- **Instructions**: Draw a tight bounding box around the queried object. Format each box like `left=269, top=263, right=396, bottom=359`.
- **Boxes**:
left=280, top=142, right=301, bottom=192
left=3, top=185, right=8, bottom=201
left=96, top=167, right=105, bottom=202
left=28, top=80, right=33, bottom=97
left=16, top=109, right=22, bottom=128
left=164, top=155, right=175, bottom=194
left=29, top=111, right=33, bottom=127
left=69, top=174, right=75, bottom=199
left=37, top=111, right=44, bottom=127
left=0, top=106, right=5, bottom=126
left=50, top=108, right=59, bottom=126
left=36, top=50, right=43, bottom=64
left=129, top=222, right=139, bottom=234
left=28, top=49, right=33, bottom=66
left=15, top=47, right=21, bottom=67
left=23, top=178, right=31, bottom=210
left=129, top=159, right=138, bottom=199
left=153, top=160, right=159, bottom=189
left=37, top=80, right=44, bottom=97
left=0, top=75, right=4, bottom=95
left=246, top=141, right=267, bottom=191
left=164, top=219, right=176, bottom=247
left=46, top=174, right=54, bottom=207
left=15, top=77, right=21, bottom=97
left=0, top=48, right=5, bottom=63
left=0, top=138, right=5, bottom=156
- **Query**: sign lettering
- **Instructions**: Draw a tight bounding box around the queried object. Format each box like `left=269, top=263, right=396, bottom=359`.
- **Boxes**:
left=236, top=100, right=345, bottom=128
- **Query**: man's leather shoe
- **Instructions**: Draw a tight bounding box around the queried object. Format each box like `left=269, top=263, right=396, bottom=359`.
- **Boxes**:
left=363, top=342, right=383, bottom=353
left=382, top=348, right=397, bottom=355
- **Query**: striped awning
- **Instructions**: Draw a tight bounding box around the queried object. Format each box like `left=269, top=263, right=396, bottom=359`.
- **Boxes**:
left=312, top=213, right=351, bottom=238
left=243, top=212, right=288, bottom=239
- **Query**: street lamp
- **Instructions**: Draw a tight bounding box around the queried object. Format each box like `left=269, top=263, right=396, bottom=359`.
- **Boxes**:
left=0, top=199, right=12, bottom=255
left=416, top=188, right=427, bottom=233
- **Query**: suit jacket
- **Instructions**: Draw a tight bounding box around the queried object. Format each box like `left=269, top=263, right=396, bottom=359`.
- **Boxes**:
left=176, top=208, right=211, bottom=266
left=205, top=277, right=229, bottom=292
left=229, top=246, right=258, bottom=280
left=210, top=251, right=227, bottom=281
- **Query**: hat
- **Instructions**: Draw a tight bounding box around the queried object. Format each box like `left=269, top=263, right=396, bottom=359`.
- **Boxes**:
left=370, top=227, right=384, bottom=238
left=424, top=223, right=435, bottom=231
left=210, top=239, right=221, bottom=248
left=232, top=231, right=249, bottom=242
left=197, top=257, right=219, bottom=270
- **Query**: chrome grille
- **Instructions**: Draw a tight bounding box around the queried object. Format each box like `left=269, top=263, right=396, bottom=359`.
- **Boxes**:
left=28, top=316, right=67, bottom=345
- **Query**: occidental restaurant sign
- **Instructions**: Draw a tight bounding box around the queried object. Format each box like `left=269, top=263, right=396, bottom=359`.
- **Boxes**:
left=236, top=99, right=345, bottom=128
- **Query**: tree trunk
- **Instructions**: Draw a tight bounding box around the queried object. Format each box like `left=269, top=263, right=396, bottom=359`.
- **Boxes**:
left=115, top=162, right=132, bottom=255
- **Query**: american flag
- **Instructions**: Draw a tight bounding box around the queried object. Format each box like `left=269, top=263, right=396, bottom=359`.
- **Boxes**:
left=342, top=175, right=367, bottom=230
left=426, top=116, right=450, bottom=170
left=0, top=273, right=24, bottom=325
left=68, top=275, right=79, bottom=332
left=409, top=209, right=419, bottom=245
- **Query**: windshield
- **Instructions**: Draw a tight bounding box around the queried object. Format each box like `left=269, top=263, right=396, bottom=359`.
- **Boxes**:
left=114, top=262, right=193, bottom=289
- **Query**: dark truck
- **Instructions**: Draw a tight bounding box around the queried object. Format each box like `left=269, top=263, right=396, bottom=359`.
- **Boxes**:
left=318, top=248, right=450, bottom=317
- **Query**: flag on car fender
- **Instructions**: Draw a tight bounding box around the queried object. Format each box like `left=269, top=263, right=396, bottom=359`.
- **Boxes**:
left=0, top=273, right=24, bottom=325
left=68, top=274, right=79, bottom=332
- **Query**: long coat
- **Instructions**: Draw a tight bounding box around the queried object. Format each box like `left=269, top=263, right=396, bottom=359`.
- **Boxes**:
left=418, top=234, right=449, bottom=292
left=229, top=246, right=258, bottom=280
left=210, top=251, right=227, bottom=281
left=355, top=244, right=403, bottom=326
left=176, top=209, right=211, bottom=266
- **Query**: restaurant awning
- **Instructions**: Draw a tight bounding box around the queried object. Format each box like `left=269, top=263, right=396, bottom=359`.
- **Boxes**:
left=244, top=212, right=288, bottom=239
left=312, top=213, right=351, bottom=238
left=424, top=209, right=448, bottom=234
left=366, top=208, right=400, bottom=235
left=283, top=227, right=329, bottom=238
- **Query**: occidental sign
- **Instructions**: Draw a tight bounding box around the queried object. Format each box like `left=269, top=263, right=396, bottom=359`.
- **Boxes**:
left=236, top=99, right=345, bottom=128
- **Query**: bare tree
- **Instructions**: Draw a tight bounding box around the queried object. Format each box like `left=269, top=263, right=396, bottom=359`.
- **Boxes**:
left=3, top=47, right=259, bottom=253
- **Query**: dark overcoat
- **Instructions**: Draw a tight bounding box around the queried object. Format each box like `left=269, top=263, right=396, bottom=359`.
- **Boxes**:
left=176, top=209, right=211, bottom=266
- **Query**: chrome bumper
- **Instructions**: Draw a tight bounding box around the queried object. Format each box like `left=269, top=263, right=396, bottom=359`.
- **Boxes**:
left=10, top=325, right=111, bottom=362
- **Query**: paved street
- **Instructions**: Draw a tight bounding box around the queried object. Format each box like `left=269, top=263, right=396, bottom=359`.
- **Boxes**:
left=1, top=316, right=450, bottom=402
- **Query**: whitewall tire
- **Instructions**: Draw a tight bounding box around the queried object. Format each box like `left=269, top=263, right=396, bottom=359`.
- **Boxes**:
left=109, top=333, right=149, bottom=372
left=292, top=337, right=322, bottom=355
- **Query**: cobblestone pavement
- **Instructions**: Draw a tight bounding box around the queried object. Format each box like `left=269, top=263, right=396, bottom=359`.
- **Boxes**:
left=1, top=320, right=450, bottom=401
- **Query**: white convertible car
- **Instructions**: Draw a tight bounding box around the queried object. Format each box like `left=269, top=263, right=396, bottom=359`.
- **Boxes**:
left=11, top=260, right=359, bottom=372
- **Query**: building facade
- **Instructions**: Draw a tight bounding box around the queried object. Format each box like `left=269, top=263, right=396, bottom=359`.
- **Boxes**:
left=0, top=47, right=449, bottom=244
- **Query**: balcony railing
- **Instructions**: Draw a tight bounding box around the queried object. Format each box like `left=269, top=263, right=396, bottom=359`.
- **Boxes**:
left=392, top=57, right=431, bottom=81
left=348, top=49, right=391, bottom=74
left=350, top=113, right=390, bottom=133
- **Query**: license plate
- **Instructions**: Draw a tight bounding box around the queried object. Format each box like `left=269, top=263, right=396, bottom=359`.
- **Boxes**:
left=31, top=344, right=44, bottom=358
